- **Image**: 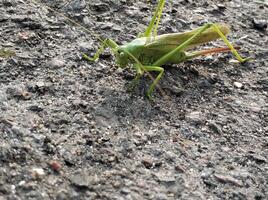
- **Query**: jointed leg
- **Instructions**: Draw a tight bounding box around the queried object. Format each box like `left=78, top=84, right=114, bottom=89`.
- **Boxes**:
left=142, top=66, right=164, bottom=99
left=210, top=24, right=250, bottom=62
left=128, top=63, right=165, bottom=98
left=153, top=23, right=250, bottom=66
left=187, top=46, right=241, bottom=59
left=122, top=49, right=166, bottom=97
left=83, top=39, right=119, bottom=62
left=153, top=23, right=213, bottom=66
left=83, top=41, right=107, bottom=62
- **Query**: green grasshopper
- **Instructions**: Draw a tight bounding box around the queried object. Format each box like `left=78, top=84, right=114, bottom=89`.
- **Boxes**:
left=30, top=0, right=250, bottom=98
left=83, top=0, right=250, bottom=99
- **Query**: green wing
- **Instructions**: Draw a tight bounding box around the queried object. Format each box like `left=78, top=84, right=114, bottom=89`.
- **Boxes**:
left=144, top=23, right=230, bottom=52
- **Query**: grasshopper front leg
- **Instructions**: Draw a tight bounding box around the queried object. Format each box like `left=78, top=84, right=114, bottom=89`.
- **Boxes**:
left=83, top=42, right=106, bottom=62
left=83, top=39, right=119, bottom=62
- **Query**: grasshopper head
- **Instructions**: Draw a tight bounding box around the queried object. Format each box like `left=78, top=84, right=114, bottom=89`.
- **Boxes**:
left=115, top=47, right=129, bottom=68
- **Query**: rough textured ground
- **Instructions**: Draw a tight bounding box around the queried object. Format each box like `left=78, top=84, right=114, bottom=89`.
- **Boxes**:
left=0, top=0, right=267, bottom=199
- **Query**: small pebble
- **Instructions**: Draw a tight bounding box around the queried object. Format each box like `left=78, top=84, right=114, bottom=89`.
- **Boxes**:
left=229, top=59, right=240, bottom=64
left=174, top=165, right=186, bottom=173
left=214, top=174, right=243, bottom=186
left=252, top=19, right=267, bottom=31
left=49, top=161, right=62, bottom=172
left=31, top=168, right=45, bottom=179
left=70, top=171, right=91, bottom=188
left=142, top=158, right=154, bottom=169
left=217, top=4, right=226, bottom=10
left=49, top=57, right=65, bottom=69
left=185, top=111, right=202, bottom=123
left=234, top=82, right=243, bottom=88
left=249, top=103, right=262, bottom=113
left=208, top=122, right=223, bottom=134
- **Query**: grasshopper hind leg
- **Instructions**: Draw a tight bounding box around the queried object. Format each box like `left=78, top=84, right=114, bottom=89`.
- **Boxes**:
left=211, top=24, right=251, bottom=62
left=153, top=23, right=250, bottom=67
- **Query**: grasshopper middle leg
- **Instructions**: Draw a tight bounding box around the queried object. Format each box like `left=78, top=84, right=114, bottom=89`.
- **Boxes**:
left=142, top=65, right=164, bottom=99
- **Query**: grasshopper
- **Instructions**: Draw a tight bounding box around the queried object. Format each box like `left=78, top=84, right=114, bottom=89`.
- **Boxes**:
left=30, top=0, right=250, bottom=99
left=83, top=0, right=250, bottom=99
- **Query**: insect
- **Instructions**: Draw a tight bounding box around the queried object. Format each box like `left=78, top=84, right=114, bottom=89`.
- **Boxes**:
left=82, top=0, right=251, bottom=99
left=32, top=0, right=251, bottom=99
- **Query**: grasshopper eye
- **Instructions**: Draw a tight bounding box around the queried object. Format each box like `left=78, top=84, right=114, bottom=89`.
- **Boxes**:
left=116, top=50, right=128, bottom=68
left=119, top=52, right=125, bottom=58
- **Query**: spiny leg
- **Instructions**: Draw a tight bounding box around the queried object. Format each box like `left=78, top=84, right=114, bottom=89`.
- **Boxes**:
left=186, top=46, right=241, bottom=60
left=153, top=23, right=213, bottom=66
left=153, top=23, right=250, bottom=67
left=210, top=24, right=251, bottom=62
left=142, top=66, right=164, bottom=99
